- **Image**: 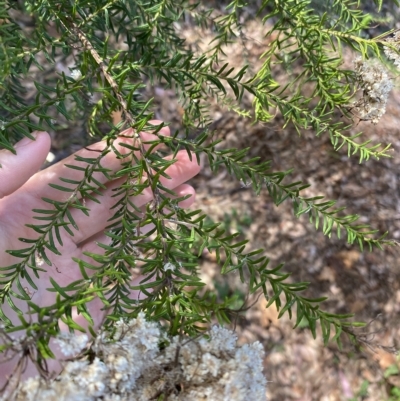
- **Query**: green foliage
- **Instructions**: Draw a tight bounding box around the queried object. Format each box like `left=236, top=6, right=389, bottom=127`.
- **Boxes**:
left=0, top=0, right=398, bottom=371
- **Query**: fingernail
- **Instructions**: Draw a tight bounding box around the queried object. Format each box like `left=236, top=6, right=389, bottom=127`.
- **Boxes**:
left=14, top=132, right=39, bottom=149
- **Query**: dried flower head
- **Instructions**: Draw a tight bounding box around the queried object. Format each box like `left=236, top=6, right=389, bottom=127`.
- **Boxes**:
left=351, top=57, right=393, bottom=124
left=5, top=316, right=267, bottom=401
left=54, top=333, right=88, bottom=357
left=384, top=31, right=400, bottom=69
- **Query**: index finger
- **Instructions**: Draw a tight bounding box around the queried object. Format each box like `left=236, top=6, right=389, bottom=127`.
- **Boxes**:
left=0, top=131, right=51, bottom=199
left=25, top=123, right=171, bottom=202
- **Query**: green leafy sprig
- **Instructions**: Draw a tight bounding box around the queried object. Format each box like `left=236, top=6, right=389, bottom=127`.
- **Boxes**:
left=0, top=0, right=398, bottom=374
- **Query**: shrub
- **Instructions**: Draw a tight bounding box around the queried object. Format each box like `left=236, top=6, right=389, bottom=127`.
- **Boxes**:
left=0, top=0, right=399, bottom=398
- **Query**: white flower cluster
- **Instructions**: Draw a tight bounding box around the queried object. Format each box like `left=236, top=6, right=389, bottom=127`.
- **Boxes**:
left=5, top=315, right=267, bottom=401
left=151, top=325, right=266, bottom=401
left=384, top=31, right=400, bottom=69
left=352, top=57, right=393, bottom=124
left=53, top=333, right=89, bottom=357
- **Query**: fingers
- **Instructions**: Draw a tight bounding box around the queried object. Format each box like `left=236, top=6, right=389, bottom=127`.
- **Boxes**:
left=25, top=123, right=171, bottom=202
left=79, top=183, right=197, bottom=254
left=168, top=183, right=197, bottom=208
left=0, top=132, right=51, bottom=199
left=68, top=151, right=200, bottom=244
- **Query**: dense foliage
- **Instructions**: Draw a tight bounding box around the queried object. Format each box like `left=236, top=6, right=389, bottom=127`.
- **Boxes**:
left=1, top=0, right=399, bottom=385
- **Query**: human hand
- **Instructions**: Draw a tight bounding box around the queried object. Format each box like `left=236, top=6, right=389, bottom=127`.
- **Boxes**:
left=0, top=124, right=201, bottom=386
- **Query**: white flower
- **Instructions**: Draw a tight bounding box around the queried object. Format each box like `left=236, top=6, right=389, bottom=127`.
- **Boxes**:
left=54, top=332, right=88, bottom=357
left=87, top=92, right=95, bottom=104
left=163, top=262, right=176, bottom=272
left=201, top=352, right=221, bottom=376
left=35, top=251, right=44, bottom=267
left=0, top=120, right=5, bottom=130
left=70, top=69, right=82, bottom=80
left=46, top=152, right=56, bottom=163
left=207, top=325, right=237, bottom=352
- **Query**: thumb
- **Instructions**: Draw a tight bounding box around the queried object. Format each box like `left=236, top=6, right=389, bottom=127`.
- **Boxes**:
left=0, top=131, right=51, bottom=198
